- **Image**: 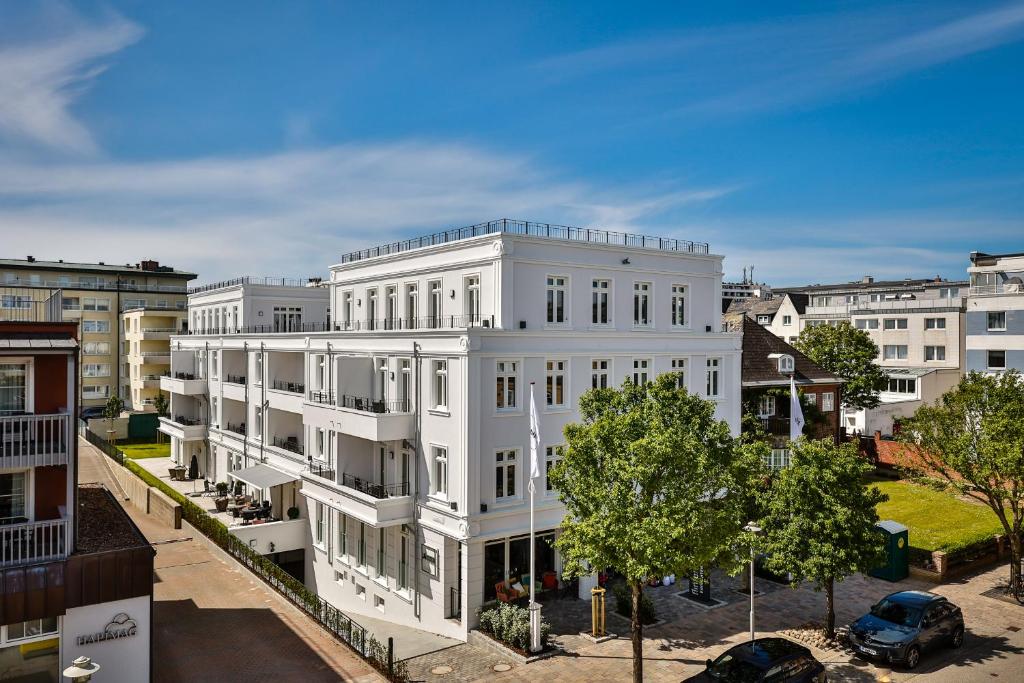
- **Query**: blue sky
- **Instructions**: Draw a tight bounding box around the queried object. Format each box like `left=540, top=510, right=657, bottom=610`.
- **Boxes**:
left=1, top=1, right=1023, bottom=285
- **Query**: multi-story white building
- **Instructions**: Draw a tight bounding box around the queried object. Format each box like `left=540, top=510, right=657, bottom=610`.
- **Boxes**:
left=121, top=306, right=188, bottom=411
left=160, top=220, right=741, bottom=641
left=966, top=251, right=1024, bottom=375
left=186, top=276, right=330, bottom=335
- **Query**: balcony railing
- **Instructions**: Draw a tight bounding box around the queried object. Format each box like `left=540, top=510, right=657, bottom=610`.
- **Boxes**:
left=224, top=374, right=246, bottom=384
left=307, top=462, right=336, bottom=481
left=338, top=218, right=710, bottom=263
left=340, top=395, right=409, bottom=414
left=341, top=474, right=409, bottom=499
left=0, top=414, right=70, bottom=467
left=172, top=371, right=197, bottom=380
left=173, top=415, right=204, bottom=426
left=969, top=283, right=1024, bottom=296
left=188, top=276, right=320, bottom=295
left=759, top=416, right=834, bottom=441
left=308, top=390, right=335, bottom=405
left=0, top=288, right=62, bottom=322
left=141, top=374, right=163, bottom=381
left=272, top=436, right=303, bottom=455
left=0, top=519, right=70, bottom=568
left=140, top=351, right=171, bottom=358
left=226, top=422, right=246, bottom=436
left=186, top=314, right=496, bottom=335
left=3, top=277, right=186, bottom=293
left=272, top=379, right=305, bottom=394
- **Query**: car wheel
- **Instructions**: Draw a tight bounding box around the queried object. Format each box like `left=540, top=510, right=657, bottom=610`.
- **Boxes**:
left=905, top=645, right=921, bottom=670
left=950, top=627, right=964, bottom=648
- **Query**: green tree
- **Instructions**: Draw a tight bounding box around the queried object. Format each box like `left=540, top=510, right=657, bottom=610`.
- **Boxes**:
left=153, top=391, right=169, bottom=417
left=102, top=393, right=125, bottom=445
left=898, top=371, right=1024, bottom=593
left=794, top=321, right=887, bottom=410
left=758, top=439, right=887, bottom=639
left=550, top=374, right=761, bottom=683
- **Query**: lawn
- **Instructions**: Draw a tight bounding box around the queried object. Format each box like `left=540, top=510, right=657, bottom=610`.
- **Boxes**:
left=868, top=477, right=1005, bottom=553
left=118, top=442, right=171, bottom=460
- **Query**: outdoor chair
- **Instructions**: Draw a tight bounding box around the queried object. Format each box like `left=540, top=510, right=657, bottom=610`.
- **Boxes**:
left=495, top=581, right=519, bottom=603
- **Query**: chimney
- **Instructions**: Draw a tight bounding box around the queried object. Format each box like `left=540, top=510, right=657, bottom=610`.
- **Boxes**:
left=26, top=255, right=35, bottom=263
left=862, top=275, right=873, bottom=284
left=139, top=260, right=159, bottom=272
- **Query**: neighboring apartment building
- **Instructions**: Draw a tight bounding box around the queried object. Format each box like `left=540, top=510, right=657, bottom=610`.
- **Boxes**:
left=121, top=306, right=188, bottom=411
left=0, top=296, right=154, bottom=683
left=966, top=251, right=1024, bottom=374
left=775, top=276, right=967, bottom=434
left=160, top=219, right=742, bottom=642
left=0, top=258, right=196, bottom=411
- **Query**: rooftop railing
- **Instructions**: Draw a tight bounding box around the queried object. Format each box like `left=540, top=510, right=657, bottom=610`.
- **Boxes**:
left=0, top=287, right=63, bottom=322
left=341, top=473, right=410, bottom=499
left=969, top=283, right=1024, bottom=296
left=188, top=276, right=323, bottom=295
left=338, top=218, right=710, bottom=264
left=3, top=277, right=185, bottom=293
left=187, top=313, right=494, bottom=336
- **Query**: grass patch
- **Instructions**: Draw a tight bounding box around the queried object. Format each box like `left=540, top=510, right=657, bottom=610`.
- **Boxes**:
left=118, top=442, right=170, bottom=459
left=868, top=478, right=1004, bottom=553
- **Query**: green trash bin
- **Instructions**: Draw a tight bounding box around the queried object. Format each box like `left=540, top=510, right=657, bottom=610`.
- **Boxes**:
left=869, top=520, right=909, bottom=582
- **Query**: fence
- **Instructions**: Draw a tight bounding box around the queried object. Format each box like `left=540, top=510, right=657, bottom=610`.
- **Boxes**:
left=86, top=431, right=407, bottom=680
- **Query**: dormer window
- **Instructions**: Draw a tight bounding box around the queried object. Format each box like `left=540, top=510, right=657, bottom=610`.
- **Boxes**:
left=769, top=353, right=795, bottom=375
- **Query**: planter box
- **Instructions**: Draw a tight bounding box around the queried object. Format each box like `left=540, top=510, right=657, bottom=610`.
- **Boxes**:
left=467, top=630, right=560, bottom=665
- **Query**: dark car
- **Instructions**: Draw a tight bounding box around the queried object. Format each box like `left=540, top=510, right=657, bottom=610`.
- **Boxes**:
left=80, top=406, right=105, bottom=420
left=684, top=637, right=826, bottom=682
left=848, top=591, right=964, bottom=669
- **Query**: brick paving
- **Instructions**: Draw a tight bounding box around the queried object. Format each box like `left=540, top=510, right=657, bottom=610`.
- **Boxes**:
left=79, top=438, right=382, bottom=683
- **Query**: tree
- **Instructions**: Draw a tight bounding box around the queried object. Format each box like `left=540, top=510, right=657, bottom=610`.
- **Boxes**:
left=550, top=373, right=760, bottom=683
left=758, top=439, right=887, bottom=639
left=794, top=321, right=887, bottom=410
left=898, top=371, right=1024, bottom=593
left=102, top=393, right=125, bottom=445
left=153, top=391, right=169, bottom=418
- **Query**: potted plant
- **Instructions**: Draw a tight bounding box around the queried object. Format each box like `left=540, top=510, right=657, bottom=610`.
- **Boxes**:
left=287, top=506, right=300, bottom=520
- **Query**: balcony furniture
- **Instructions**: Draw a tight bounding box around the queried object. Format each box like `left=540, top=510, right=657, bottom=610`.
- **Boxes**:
left=495, top=581, right=519, bottom=603
left=542, top=571, right=558, bottom=591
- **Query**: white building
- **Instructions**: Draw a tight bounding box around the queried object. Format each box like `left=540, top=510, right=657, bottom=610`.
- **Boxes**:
left=187, top=276, right=330, bottom=335
left=966, top=251, right=1024, bottom=375
left=160, top=219, right=741, bottom=641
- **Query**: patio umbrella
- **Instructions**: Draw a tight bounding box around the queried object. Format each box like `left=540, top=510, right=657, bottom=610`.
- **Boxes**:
left=189, top=454, right=199, bottom=480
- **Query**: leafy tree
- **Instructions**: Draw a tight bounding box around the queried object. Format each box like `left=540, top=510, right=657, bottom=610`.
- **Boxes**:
left=153, top=391, right=169, bottom=418
left=102, top=393, right=125, bottom=444
left=898, top=371, right=1024, bottom=593
left=758, top=439, right=887, bottom=639
left=794, top=321, right=887, bottom=410
left=550, top=373, right=761, bottom=683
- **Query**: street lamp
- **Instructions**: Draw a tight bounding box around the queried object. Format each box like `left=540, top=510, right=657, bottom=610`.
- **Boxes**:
left=743, top=521, right=762, bottom=644
left=63, top=656, right=101, bottom=682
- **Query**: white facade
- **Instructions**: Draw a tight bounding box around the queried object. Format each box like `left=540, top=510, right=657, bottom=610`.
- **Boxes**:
left=60, top=596, right=151, bottom=683
left=161, top=223, right=741, bottom=641
left=187, top=276, right=330, bottom=334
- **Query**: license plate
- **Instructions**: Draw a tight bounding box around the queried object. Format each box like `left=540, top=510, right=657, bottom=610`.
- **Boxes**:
left=857, top=645, right=877, bottom=656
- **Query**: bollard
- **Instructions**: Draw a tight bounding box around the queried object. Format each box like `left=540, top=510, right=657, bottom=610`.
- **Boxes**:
left=387, top=636, right=394, bottom=677
left=591, top=586, right=607, bottom=637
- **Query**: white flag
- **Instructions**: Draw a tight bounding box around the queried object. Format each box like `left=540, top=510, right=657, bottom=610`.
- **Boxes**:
left=790, top=374, right=805, bottom=441
left=529, top=383, right=541, bottom=480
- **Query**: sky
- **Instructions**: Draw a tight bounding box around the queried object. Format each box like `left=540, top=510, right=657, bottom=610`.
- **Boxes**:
left=1, top=1, right=1023, bottom=286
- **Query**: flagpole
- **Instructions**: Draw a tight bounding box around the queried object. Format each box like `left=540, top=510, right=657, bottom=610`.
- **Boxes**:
left=528, top=382, right=541, bottom=653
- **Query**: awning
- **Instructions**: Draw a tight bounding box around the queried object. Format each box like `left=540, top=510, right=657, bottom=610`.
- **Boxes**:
left=229, top=464, right=298, bottom=490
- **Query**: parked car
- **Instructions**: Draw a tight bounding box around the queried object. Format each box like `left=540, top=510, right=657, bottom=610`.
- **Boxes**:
left=684, top=637, right=826, bottom=682
left=80, top=406, right=105, bottom=420
left=848, top=590, right=964, bottom=669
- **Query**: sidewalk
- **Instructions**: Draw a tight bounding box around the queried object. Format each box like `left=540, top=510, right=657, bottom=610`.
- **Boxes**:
left=78, top=438, right=382, bottom=683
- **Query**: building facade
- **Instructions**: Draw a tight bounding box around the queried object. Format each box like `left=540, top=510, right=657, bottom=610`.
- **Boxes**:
left=121, top=306, right=188, bottom=412
left=0, top=299, right=154, bottom=683
left=0, top=258, right=196, bottom=411
left=966, top=251, right=1024, bottom=374
left=160, top=220, right=742, bottom=641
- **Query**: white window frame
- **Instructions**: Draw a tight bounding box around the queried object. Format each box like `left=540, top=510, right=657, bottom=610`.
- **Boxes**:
left=924, top=345, right=946, bottom=362
left=782, top=315, right=792, bottom=326
left=464, top=275, right=481, bottom=322
left=591, top=279, right=611, bottom=326
left=591, top=358, right=610, bottom=389
left=822, top=392, right=835, bottom=412
left=670, top=284, right=688, bottom=327
left=494, top=449, right=518, bottom=501
left=405, top=282, right=418, bottom=327
left=0, top=358, right=33, bottom=416
left=495, top=360, right=519, bottom=412
left=432, top=359, right=448, bottom=411
left=987, top=350, right=1006, bottom=370
left=545, top=360, right=566, bottom=409
left=314, top=501, right=326, bottom=550
left=632, top=358, right=650, bottom=385
left=883, top=345, right=908, bottom=360
left=0, top=470, right=30, bottom=523
left=706, top=357, right=722, bottom=398
left=545, top=275, right=568, bottom=326
left=758, top=394, right=776, bottom=417
left=545, top=444, right=564, bottom=493
left=924, top=318, right=946, bottom=330
left=671, top=357, right=688, bottom=390
left=987, top=311, right=1006, bottom=331
left=633, top=282, right=652, bottom=327
left=883, top=318, right=908, bottom=330
left=431, top=445, right=448, bottom=499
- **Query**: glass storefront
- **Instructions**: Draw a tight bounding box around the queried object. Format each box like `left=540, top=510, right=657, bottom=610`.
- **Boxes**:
left=0, top=617, right=60, bottom=683
left=484, top=532, right=557, bottom=600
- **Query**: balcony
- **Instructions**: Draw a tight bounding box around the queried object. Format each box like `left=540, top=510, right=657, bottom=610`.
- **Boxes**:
left=271, top=435, right=304, bottom=457
left=160, top=373, right=207, bottom=395
left=758, top=416, right=835, bottom=442
left=303, top=395, right=413, bottom=441
left=140, top=374, right=163, bottom=388
left=271, top=379, right=305, bottom=394
left=969, top=283, right=1024, bottom=297
left=139, top=328, right=174, bottom=340
left=158, top=415, right=207, bottom=441
left=342, top=473, right=410, bottom=498
left=0, top=519, right=69, bottom=568
left=336, top=474, right=413, bottom=527
left=228, top=518, right=306, bottom=554
left=139, top=350, right=171, bottom=364
left=0, top=413, right=71, bottom=468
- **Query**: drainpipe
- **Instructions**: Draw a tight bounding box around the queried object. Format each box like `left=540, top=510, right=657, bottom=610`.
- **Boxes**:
left=260, top=342, right=266, bottom=464
left=413, top=341, right=422, bottom=620
left=242, top=341, right=249, bottom=467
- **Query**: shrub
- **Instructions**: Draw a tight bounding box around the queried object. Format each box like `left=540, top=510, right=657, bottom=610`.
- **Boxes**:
left=477, top=602, right=550, bottom=651
left=611, top=581, right=657, bottom=625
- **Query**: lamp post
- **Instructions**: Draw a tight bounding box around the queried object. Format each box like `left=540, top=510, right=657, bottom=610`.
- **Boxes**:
left=743, top=521, right=762, bottom=644
left=63, top=656, right=101, bottom=682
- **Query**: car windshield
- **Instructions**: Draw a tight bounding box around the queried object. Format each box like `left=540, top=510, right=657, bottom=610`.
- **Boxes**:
left=870, top=598, right=922, bottom=627
left=708, top=652, right=763, bottom=682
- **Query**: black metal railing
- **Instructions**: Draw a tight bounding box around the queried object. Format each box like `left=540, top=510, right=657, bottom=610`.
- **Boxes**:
left=307, top=462, right=336, bottom=481
left=173, top=371, right=197, bottom=380
left=272, top=436, right=304, bottom=455
left=172, top=415, right=204, bottom=426
left=340, top=395, right=409, bottom=414
left=188, top=275, right=322, bottom=295
left=226, top=422, right=246, bottom=436
left=339, top=218, right=710, bottom=263
left=341, top=474, right=409, bottom=499
left=308, top=390, right=335, bottom=405
left=187, top=314, right=495, bottom=335
left=224, top=373, right=246, bottom=384
left=272, top=379, right=305, bottom=394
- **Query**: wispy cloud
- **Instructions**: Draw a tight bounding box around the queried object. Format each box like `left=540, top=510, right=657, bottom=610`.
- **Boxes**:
left=0, top=142, right=732, bottom=281
left=0, top=4, right=143, bottom=153
left=533, top=3, right=1024, bottom=118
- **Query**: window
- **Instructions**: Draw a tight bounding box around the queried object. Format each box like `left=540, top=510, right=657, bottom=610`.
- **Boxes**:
left=431, top=446, right=448, bottom=497
left=398, top=534, right=410, bottom=590
left=4, top=617, right=59, bottom=642
left=272, top=306, right=302, bottom=332
left=428, top=280, right=442, bottom=328
left=433, top=360, right=448, bottom=409
left=0, top=295, right=31, bottom=310
left=342, top=291, right=353, bottom=328
left=757, top=315, right=770, bottom=325
left=758, top=395, right=776, bottom=417
left=632, top=358, right=650, bottom=385
left=496, top=360, right=518, bottom=410
left=886, top=378, right=917, bottom=394
left=82, top=297, right=110, bottom=311
left=83, top=363, right=111, bottom=377
left=337, top=513, right=348, bottom=561
left=83, top=342, right=110, bottom=355
left=671, top=358, right=687, bottom=389
left=883, top=345, right=908, bottom=360
left=925, top=345, right=946, bottom=361
left=546, top=360, right=566, bottom=408
left=546, top=276, right=567, bottom=325
left=82, top=319, right=110, bottom=333
left=542, top=445, right=565, bottom=492
left=938, top=287, right=959, bottom=299
left=376, top=527, right=387, bottom=579
left=211, top=397, right=219, bottom=428
left=357, top=523, right=367, bottom=567
left=855, top=319, right=879, bottom=330
left=591, top=359, right=609, bottom=389
left=465, top=276, right=480, bottom=322
left=422, top=545, right=439, bottom=578
left=706, top=358, right=721, bottom=398
left=925, top=318, right=946, bottom=330
left=671, top=284, right=687, bottom=326
left=314, top=501, right=326, bottom=548
left=782, top=315, right=792, bottom=326
left=592, top=279, right=610, bottom=325
left=365, top=289, right=378, bottom=330
left=210, top=351, right=218, bottom=379
left=61, top=296, right=80, bottom=310
left=386, top=285, right=398, bottom=329
left=254, top=352, right=264, bottom=384
left=495, top=449, right=517, bottom=499
left=988, top=350, right=1006, bottom=370
left=0, top=472, right=27, bottom=522
left=633, top=282, right=651, bottom=326
left=987, top=312, right=1006, bottom=331
left=813, top=296, right=832, bottom=307
left=822, top=392, right=835, bottom=412
left=404, top=282, right=418, bottom=328
left=883, top=318, right=908, bottom=330
left=766, top=448, right=790, bottom=469
left=803, top=392, right=816, bottom=407
left=254, top=406, right=263, bottom=440
left=0, top=362, right=29, bottom=415
left=82, top=385, right=109, bottom=399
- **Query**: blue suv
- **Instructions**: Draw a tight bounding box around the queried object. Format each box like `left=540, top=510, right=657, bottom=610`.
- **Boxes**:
left=848, top=591, right=964, bottom=669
